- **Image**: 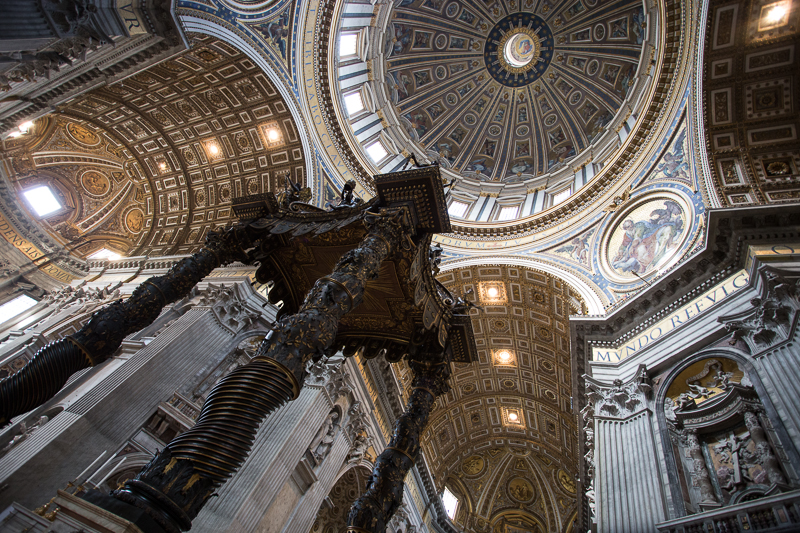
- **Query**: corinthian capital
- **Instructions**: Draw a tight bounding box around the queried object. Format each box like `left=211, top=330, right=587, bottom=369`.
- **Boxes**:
left=585, top=364, right=651, bottom=419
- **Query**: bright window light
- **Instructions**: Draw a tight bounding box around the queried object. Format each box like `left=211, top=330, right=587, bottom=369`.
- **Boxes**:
left=366, top=141, right=388, bottom=163
left=0, top=294, right=37, bottom=325
left=553, top=188, right=572, bottom=205
left=89, top=248, right=122, bottom=261
left=344, top=92, right=365, bottom=116
left=340, top=34, right=358, bottom=57
left=497, top=205, right=519, bottom=221
left=23, top=186, right=62, bottom=217
left=448, top=201, right=469, bottom=218
left=442, top=487, right=459, bottom=520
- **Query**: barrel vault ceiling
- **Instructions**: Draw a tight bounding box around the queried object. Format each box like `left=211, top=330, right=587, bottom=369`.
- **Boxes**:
left=395, top=264, right=582, bottom=532
left=0, top=34, right=306, bottom=260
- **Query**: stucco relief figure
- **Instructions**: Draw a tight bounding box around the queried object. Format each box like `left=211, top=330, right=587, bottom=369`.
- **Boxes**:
left=462, top=455, right=484, bottom=475
left=81, top=171, right=109, bottom=195
left=347, top=431, right=371, bottom=463
left=310, top=411, right=339, bottom=464
left=507, top=477, right=534, bottom=502
left=610, top=199, right=684, bottom=275
left=125, top=209, right=144, bottom=233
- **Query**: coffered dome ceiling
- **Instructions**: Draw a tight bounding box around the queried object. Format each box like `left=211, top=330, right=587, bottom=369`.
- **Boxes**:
left=386, top=0, right=645, bottom=181
left=330, top=0, right=656, bottom=225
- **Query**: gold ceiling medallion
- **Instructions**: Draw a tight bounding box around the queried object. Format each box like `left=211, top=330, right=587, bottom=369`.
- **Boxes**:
left=497, top=28, right=542, bottom=75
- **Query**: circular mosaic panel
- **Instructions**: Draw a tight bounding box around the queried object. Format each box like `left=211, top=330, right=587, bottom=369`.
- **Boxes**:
left=485, top=13, right=553, bottom=87
left=602, top=193, right=692, bottom=281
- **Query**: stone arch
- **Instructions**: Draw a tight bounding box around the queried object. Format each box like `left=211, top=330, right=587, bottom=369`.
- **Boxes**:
left=655, top=349, right=800, bottom=513
left=438, top=255, right=606, bottom=314
left=308, top=464, right=371, bottom=533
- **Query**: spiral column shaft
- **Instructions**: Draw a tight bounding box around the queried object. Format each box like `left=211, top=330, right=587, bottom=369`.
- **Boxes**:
left=113, top=208, right=412, bottom=533
left=347, top=353, right=451, bottom=533
left=0, top=226, right=255, bottom=427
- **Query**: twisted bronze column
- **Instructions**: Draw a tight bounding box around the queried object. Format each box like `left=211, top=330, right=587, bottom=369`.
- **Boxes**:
left=112, top=207, right=413, bottom=533
left=347, top=343, right=451, bottom=533
left=0, top=226, right=255, bottom=427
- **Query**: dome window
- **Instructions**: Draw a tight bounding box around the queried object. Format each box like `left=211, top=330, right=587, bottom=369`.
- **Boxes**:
left=343, top=91, right=365, bottom=116
left=23, top=185, right=62, bottom=217
left=448, top=200, right=469, bottom=218
left=442, top=487, right=459, bottom=520
left=552, top=188, right=572, bottom=206
left=365, top=141, right=388, bottom=163
left=497, top=205, right=519, bottom=221
left=339, top=33, right=359, bottom=58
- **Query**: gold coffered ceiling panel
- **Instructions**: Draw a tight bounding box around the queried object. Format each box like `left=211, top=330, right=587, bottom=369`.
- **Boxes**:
left=703, top=0, right=800, bottom=206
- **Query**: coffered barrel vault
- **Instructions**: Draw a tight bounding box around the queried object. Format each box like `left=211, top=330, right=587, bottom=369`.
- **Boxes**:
left=418, top=264, right=582, bottom=531
left=1, top=35, right=307, bottom=260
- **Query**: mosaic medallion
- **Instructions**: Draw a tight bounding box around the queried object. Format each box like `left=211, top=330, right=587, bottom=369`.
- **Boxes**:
left=485, top=13, right=553, bottom=87
left=603, top=194, right=692, bottom=281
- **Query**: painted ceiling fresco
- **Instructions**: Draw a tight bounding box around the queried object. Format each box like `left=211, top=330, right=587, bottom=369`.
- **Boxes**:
left=387, top=0, right=646, bottom=181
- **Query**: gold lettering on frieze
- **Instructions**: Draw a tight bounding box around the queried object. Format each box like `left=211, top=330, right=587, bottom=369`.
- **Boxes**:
left=591, top=269, right=749, bottom=363
left=0, top=212, right=76, bottom=282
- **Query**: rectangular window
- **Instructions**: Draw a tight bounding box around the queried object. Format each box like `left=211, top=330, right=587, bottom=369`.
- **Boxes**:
left=89, top=248, right=122, bottom=261
left=448, top=200, right=469, bottom=218
left=0, top=294, right=37, bottom=325
left=366, top=141, right=388, bottom=163
left=497, top=205, right=519, bottom=221
left=344, top=92, right=364, bottom=116
left=442, top=487, right=459, bottom=520
left=23, top=186, right=61, bottom=217
left=553, top=188, right=572, bottom=205
left=339, top=34, right=358, bottom=58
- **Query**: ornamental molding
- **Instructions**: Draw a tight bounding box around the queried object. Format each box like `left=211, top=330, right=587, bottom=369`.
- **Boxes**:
left=718, top=267, right=800, bottom=353
left=585, top=364, right=652, bottom=420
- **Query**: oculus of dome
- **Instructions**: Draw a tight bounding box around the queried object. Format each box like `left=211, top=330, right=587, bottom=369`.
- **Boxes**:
left=485, top=14, right=553, bottom=87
